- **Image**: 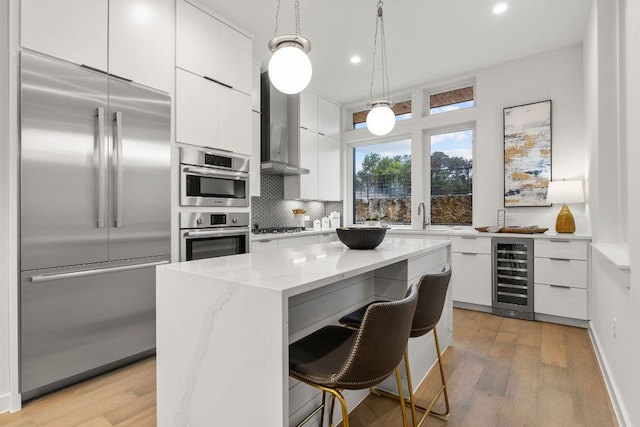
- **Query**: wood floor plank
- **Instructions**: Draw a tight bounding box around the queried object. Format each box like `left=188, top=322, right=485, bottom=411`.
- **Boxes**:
left=0, top=309, right=618, bottom=427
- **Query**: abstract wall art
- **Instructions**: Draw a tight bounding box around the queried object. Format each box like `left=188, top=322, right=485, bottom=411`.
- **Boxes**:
left=503, top=100, right=552, bottom=207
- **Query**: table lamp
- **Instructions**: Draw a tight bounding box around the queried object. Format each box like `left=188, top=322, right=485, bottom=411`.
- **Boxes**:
left=546, top=180, right=585, bottom=233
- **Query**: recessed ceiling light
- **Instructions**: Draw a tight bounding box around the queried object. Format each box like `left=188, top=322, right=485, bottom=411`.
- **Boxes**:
left=350, top=56, right=361, bottom=64
left=493, top=3, right=508, bottom=14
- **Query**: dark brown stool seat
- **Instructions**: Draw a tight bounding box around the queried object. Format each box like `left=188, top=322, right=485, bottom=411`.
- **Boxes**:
left=338, top=264, right=452, bottom=427
left=289, top=284, right=419, bottom=427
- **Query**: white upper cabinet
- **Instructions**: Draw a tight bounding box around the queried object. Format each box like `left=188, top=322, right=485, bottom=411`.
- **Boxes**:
left=298, top=91, right=341, bottom=138
left=21, top=0, right=173, bottom=92
left=176, top=69, right=252, bottom=155
left=251, top=61, right=261, bottom=112
left=317, top=134, right=341, bottom=200
left=176, top=0, right=219, bottom=79
left=108, top=0, right=174, bottom=92
left=21, top=0, right=108, bottom=72
left=176, top=69, right=219, bottom=148
left=317, top=97, right=341, bottom=139
left=218, top=22, right=252, bottom=95
left=299, top=90, right=318, bottom=132
left=286, top=89, right=342, bottom=201
left=176, top=0, right=251, bottom=95
left=218, top=85, right=252, bottom=154
left=299, top=128, right=319, bottom=200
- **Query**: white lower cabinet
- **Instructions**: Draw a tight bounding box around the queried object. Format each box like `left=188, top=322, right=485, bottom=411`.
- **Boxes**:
left=534, top=239, right=588, bottom=320
left=251, top=239, right=277, bottom=252
left=451, top=252, right=492, bottom=306
left=252, top=233, right=337, bottom=252
left=534, top=284, right=587, bottom=320
left=450, top=236, right=492, bottom=307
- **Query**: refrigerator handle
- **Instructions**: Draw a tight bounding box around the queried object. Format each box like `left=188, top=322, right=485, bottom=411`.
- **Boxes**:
left=96, top=107, right=106, bottom=228
left=114, top=111, right=124, bottom=228
left=30, top=260, right=170, bottom=283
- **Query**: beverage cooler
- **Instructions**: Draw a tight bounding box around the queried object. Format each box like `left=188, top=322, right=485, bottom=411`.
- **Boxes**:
left=491, top=237, right=534, bottom=320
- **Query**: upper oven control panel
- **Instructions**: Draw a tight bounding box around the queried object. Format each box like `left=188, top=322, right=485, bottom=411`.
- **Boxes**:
left=180, top=212, right=250, bottom=229
left=179, top=146, right=249, bottom=173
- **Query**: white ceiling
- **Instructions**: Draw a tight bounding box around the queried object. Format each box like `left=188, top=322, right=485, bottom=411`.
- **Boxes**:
left=200, top=0, right=592, bottom=105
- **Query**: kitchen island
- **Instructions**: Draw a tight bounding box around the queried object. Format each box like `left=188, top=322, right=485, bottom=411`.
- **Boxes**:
left=156, top=238, right=451, bottom=426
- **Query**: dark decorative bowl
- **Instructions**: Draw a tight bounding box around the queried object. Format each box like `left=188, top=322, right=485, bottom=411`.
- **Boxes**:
left=336, top=227, right=387, bottom=249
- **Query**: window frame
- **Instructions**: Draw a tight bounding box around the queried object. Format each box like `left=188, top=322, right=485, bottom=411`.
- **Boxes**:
left=347, top=135, right=414, bottom=227
left=424, top=123, right=476, bottom=226
left=423, top=79, right=476, bottom=117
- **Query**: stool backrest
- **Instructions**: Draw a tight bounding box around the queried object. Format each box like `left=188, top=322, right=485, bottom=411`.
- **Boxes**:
left=411, top=264, right=452, bottom=338
left=332, top=284, right=418, bottom=389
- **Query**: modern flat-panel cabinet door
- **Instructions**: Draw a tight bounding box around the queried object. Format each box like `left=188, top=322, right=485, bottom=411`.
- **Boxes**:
left=108, top=0, right=174, bottom=92
left=317, top=97, right=341, bottom=139
left=176, top=68, right=219, bottom=147
left=218, top=22, right=252, bottom=95
left=20, top=53, right=109, bottom=271
left=218, top=85, right=252, bottom=155
left=317, top=134, right=341, bottom=201
left=299, top=128, right=319, bottom=199
left=299, top=90, right=318, bottom=132
left=107, top=79, right=171, bottom=260
left=21, top=0, right=108, bottom=71
left=176, top=0, right=220, bottom=79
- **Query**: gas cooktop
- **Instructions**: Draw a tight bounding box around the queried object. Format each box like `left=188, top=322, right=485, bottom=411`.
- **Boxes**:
left=253, top=227, right=306, bottom=234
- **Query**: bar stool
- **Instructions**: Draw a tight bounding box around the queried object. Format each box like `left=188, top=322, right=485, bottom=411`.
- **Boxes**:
left=338, top=265, right=452, bottom=427
left=289, top=284, right=419, bottom=427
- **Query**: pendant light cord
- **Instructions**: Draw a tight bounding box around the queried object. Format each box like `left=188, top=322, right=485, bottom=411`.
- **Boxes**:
left=369, top=0, right=390, bottom=104
left=273, top=0, right=302, bottom=37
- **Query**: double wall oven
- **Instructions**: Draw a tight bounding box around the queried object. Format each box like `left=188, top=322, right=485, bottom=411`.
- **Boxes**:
left=180, top=147, right=250, bottom=261
left=180, top=147, right=249, bottom=207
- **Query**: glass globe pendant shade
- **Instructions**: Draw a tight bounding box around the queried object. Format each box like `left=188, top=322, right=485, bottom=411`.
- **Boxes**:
left=366, top=103, right=395, bottom=136
left=268, top=37, right=312, bottom=95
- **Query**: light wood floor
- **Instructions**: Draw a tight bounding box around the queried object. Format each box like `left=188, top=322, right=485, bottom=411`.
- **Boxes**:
left=0, top=309, right=618, bottom=427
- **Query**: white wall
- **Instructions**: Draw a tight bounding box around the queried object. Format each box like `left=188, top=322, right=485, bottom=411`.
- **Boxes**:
left=587, top=0, right=640, bottom=425
left=0, top=0, right=12, bottom=412
left=342, top=44, right=587, bottom=233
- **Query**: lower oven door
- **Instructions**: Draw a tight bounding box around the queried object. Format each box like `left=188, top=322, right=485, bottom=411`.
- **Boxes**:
left=180, top=228, right=250, bottom=261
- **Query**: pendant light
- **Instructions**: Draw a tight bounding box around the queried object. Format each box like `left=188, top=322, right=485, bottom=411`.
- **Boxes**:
left=366, top=0, right=395, bottom=136
left=268, top=0, right=312, bottom=94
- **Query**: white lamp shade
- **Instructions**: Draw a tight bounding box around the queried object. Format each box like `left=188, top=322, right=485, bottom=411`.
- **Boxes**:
left=546, top=180, right=585, bottom=204
left=268, top=45, right=312, bottom=94
left=366, top=105, right=396, bottom=136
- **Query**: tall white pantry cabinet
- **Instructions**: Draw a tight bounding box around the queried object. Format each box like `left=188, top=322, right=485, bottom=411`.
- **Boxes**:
left=175, top=0, right=252, bottom=155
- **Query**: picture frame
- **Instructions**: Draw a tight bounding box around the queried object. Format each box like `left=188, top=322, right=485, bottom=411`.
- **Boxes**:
left=503, top=100, right=552, bottom=207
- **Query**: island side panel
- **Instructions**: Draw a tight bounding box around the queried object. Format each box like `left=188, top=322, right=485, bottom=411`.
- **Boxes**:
left=156, top=267, right=287, bottom=426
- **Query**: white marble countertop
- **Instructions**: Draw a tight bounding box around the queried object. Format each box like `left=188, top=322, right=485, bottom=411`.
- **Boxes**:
left=251, top=228, right=337, bottom=241
left=160, top=237, right=450, bottom=297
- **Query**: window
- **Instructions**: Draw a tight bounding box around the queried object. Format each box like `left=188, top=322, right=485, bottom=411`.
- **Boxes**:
left=353, top=139, right=411, bottom=224
left=352, top=100, right=412, bottom=129
left=427, top=85, right=474, bottom=115
left=429, top=128, right=473, bottom=225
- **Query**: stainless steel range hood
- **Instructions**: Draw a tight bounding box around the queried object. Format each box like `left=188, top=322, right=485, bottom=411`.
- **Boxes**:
left=260, top=72, right=309, bottom=176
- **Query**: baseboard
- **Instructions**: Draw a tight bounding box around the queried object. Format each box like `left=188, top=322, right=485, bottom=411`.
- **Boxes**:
left=452, top=301, right=492, bottom=313
left=588, top=323, right=630, bottom=427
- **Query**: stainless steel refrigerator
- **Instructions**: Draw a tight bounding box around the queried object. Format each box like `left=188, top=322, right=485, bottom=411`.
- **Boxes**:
left=19, top=52, right=170, bottom=400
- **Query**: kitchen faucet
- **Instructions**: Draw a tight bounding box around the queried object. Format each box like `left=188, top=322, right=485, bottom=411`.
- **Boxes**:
left=417, top=201, right=429, bottom=229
